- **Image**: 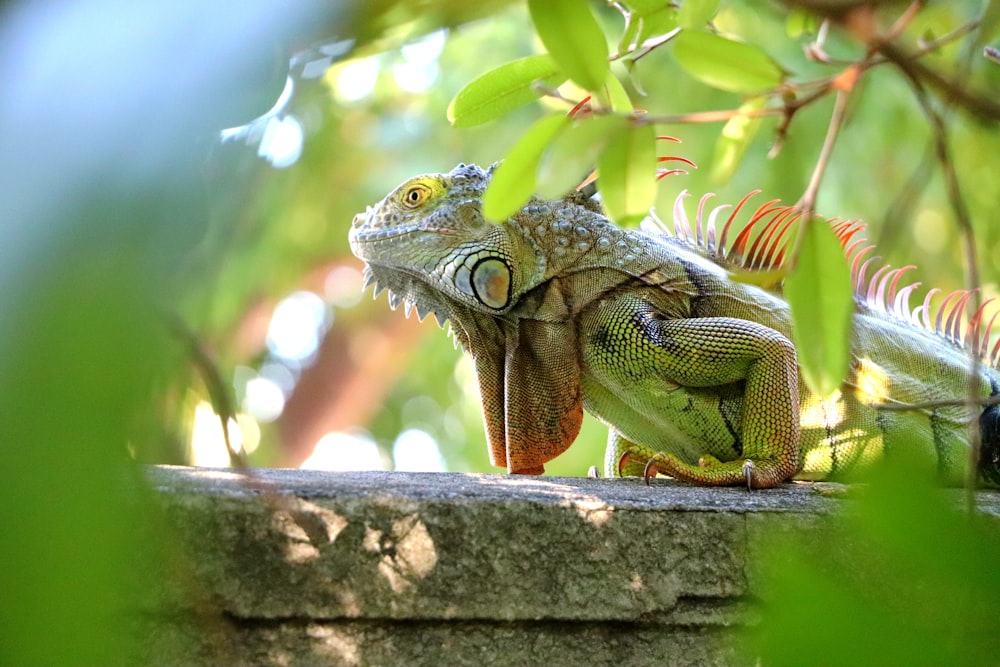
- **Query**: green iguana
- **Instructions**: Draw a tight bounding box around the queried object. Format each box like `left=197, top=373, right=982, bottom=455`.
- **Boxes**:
left=348, top=163, right=1000, bottom=489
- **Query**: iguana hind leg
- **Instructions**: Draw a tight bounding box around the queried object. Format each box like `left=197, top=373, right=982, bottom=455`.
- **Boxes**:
left=647, top=317, right=801, bottom=488
left=590, top=310, right=802, bottom=489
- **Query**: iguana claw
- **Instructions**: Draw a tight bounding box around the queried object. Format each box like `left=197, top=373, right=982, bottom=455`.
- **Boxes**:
left=642, top=452, right=676, bottom=485
left=743, top=460, right=754, bottom=491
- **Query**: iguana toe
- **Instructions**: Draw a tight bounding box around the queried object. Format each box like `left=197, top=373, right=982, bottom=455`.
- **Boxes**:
left=642, top=452, right=682, bottom=485
left=618, top=451, right=650, bottom=478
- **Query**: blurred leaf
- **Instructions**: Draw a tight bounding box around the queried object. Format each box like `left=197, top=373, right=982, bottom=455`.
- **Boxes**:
left=729, top=267, right=787, bottom=290
left=537, top=114, right=629, bottom=199
left=980, top=0, right=1000, bottom=46
left=753, top=460, right=1000, bottom=666
left=604, top=71, right=634, bottom=112
left=528, top=0, right=610, bottom=94
left=673, top=30, right=785, bottom=93
left=677, top=0, right=719, bottom=29
left=785, top=8, right=819, bottom=39
left=637, top=7, right=679, bottom=45
left=626, top=0, right=668, bottom=13
left=711, top=98, right=765, bottom=183
left=617, top=11, right=642, bottom=55
left=597, top=123, right=657, bottom=226
left=447, top=55, right=566, bottom=127
left=0, top=255, right=170, bottom=664
left=784, top=220, right=854, bottom=398
left=483, top=114, right=570, bottom=221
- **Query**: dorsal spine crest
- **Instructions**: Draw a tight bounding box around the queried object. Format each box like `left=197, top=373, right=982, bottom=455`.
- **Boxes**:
left=660, top=190, right=1000, bottom=368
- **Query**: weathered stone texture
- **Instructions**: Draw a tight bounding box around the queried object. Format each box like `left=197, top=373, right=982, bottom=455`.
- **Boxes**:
left=140, top=466, right=1000, bottom=666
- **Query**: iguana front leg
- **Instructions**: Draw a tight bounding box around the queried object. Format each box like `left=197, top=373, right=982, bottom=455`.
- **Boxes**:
left=586, top=309, right=801, bottom=489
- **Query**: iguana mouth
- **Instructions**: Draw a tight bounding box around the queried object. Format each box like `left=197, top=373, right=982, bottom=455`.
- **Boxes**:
left=349, top=222, right=458, bottom=244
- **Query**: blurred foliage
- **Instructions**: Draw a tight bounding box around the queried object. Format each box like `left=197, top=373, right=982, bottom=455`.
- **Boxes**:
left=752, top=458, right=1000, bottom=666
left=4, top=0, right=1000, bottom=662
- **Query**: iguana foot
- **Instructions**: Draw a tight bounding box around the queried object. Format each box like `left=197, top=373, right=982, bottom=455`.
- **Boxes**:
left=587, top=465, right=601, bottom=479
left=643, top=452, right=784, bottom=489
left=617, top=451, right=650, bottom=478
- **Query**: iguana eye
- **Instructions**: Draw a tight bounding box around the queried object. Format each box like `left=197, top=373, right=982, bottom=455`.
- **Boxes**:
left=402, top=184, right=431, bottom=209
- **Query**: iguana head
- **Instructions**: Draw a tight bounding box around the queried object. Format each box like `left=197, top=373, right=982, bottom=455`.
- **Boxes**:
left=349, top=163, right=535, bottom=324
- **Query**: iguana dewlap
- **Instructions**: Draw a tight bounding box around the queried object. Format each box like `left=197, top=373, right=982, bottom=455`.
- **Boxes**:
left=348, top=163, right=1000, bottom=488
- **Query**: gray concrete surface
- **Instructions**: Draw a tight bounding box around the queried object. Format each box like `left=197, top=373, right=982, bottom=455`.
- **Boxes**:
left=140, top=466, right=1000, bottom=666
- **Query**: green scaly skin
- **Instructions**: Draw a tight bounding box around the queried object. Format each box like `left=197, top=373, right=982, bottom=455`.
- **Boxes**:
left=349, top=163, right=1000, bottom=489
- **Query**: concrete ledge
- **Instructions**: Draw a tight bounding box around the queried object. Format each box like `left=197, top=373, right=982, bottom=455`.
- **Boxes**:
left=142, top=466, right=1000, bottom=665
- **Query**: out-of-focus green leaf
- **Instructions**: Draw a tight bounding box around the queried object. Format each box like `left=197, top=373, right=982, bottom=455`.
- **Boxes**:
left=673, top=30, right=785, bottom=93
left=711, top=98, right=765, bottom=183
left=597, top=123, right=657, bottom=226
left=604, top=71, right=633, bottom=112
left=626, top=0, right=667, bottom=13
left=980, top=0, right=1000, bottom=46
left=537, top=114, right=629, bottom=200
left=447, top=55, right=565, bottom=127
left=528, top=0, right=609, bottom=93
left=753, top=459, right=1000, bottom=666
left=678, top=0, right=719, bottom=29
left=786, top=8, right=819, bottom=39
left=784, top=219, right=854, bottom=398
left=637, top=7, right=678, bottom=45
left=0, top=255, right=170, bottom=665
left=617, top=12, right=642, bottom=56
left=483, top=114, right=569, bottom=221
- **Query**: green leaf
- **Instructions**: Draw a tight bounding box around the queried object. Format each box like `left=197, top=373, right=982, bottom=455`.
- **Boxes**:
left=710, top=98, right=764, bottom=183
left=673, top=30, right=785, bottom=93
left=785, top=8, right=819, bottom=39
left=980, top=0, right=1000, bottom=47
left=637, top=7, right=679, bottom=45
left=597, top=123, right=657, bottom=226
left=536, top=115, right=628, bottom=200
left=482, top=114, right=570, bottom=221
left=678, top=0, right=720, bottom=29
left=784, top=220, right=854, bottom=398
left=448, top=55, right=565, bottom=128
left=603, top=71, right=633, bottom=113
left=528, top=0, right=610, bottom=93
left=626, top=0, right=668, bottom=13
left=617, top=11, right=642, bottom=56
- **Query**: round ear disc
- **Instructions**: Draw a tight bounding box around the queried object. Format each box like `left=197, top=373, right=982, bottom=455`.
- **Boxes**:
left=471, top=258, right=511, bottom=309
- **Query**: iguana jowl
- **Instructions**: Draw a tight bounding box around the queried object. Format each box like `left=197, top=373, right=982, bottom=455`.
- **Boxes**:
left=349, top=163, right=1000, bottom=488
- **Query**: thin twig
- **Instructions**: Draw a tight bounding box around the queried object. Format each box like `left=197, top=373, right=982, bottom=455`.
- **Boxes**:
left=794, top=86, right=852, bottom=222
left=625, top=27, right=683, bottom=63
left=876, top=42, right=1000, bottom=122
left=892, top=49, right=984, bottom=510
left=883, top=0, right=922, bottom=43
left=639, top=105, right=786, bottom=125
